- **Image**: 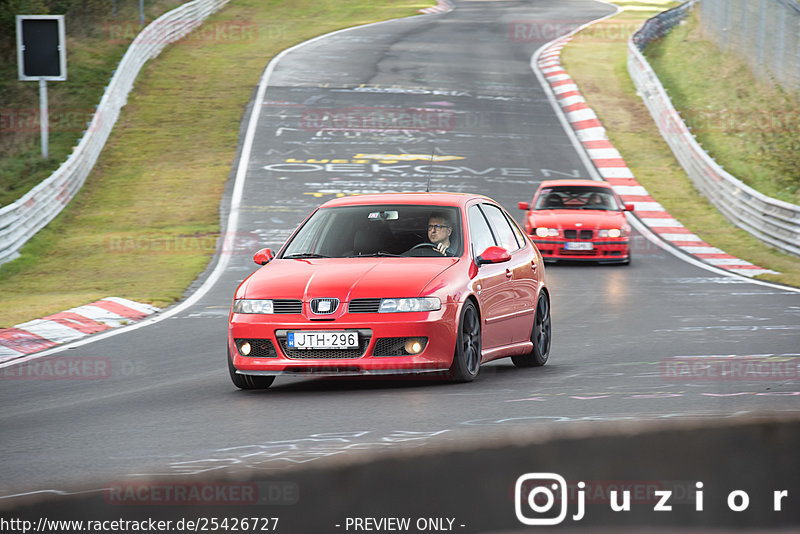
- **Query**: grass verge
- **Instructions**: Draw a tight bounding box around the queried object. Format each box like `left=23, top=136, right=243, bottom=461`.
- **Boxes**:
left=0, top=0, right=433, bottom=327
left=560, top=0, right=800, bottom=288
left=0, top=0, right=185, bottom=207
left=646, top=11, right=800, bottom=205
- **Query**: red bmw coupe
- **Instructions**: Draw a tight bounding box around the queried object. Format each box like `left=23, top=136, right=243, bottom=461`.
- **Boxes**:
left=227, top=193, right=551, bottom=389
left=518, top=180, right=634, bottom=264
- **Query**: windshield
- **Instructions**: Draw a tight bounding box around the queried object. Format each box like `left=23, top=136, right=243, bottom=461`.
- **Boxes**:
left=280, top=204, right=463, bottom=258
left=534, top=186, right=621, bottom=211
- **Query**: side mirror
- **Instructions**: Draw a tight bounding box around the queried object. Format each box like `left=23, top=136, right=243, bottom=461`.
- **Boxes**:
left=253, top=248, right=273, bottom=265
left=476, top=246, right=511, bottom=266
left=518, top=201, right=530, bottom=211
left=624, top=203, right=635, bottom=212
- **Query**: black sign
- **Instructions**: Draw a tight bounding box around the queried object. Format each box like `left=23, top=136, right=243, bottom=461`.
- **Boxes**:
left=17, top=16, right=66, bottom=80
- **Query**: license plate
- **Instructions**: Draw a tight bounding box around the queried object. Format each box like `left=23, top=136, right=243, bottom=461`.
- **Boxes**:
left=565, top=241, right=594, bottom=251
left=288, top=331, right=358, bottom=350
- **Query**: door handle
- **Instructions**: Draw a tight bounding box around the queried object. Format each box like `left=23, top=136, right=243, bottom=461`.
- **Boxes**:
left=505, top=269, right=513, bottom=278
left=531, top=260, right=537, bottom=272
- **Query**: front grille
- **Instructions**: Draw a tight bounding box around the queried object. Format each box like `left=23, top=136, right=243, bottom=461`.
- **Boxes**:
left=273, top=299, right=303, bottom=314
left=310, top=298, right=339, bottom=315
left=563, top=229, right=594, bottom=239
left=235, top=339, right=277, bottom=358
left=348, top=298, right=382, bottom=313
left=275, top=330, right=372, bottom=359
left=373, top=337, right=429, bottom=357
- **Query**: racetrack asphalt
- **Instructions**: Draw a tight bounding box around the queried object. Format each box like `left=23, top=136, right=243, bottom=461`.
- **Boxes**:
left=1, top=0, right=799, bottom=513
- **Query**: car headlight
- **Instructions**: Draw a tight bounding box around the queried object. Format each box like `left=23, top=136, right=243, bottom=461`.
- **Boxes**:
left=379, top=297, right=441, bottom=313
left=535, top=227, right=559, bottom=238
left=599, top=229, right=624, bottom=238
left=233, top=299, right=274, bottom=314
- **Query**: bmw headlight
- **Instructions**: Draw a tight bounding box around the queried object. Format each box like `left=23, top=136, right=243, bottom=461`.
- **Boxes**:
left=535, top=227, right=559, bottom=238
left=379, top=297, right=441, bottom=313
left=599, top=229, right=623, bottom=238
left=233, top=299, right=274, bottom=314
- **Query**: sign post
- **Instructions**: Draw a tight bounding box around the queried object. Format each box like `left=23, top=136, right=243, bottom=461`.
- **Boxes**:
left=16, top=15, right=67, bottom=159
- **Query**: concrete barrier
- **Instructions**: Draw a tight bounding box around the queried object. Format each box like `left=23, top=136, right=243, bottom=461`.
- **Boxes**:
left=2, top=416, right=798, bottom=531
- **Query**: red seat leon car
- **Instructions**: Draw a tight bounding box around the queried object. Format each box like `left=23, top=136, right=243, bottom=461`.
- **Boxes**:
left=227, top=192, right=551, bottom=389
left=518, top=180, right=634, bottom=264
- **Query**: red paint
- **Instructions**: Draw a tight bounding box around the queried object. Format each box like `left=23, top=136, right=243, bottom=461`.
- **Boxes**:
left=90, top=300, right=147, bottom=320
left=0, top=328, right=57, bottom=354
left=43, top=312, right=109, bottom=335
left=520, top=179, right=631, bottom=264
left=228, top=193, right=546, bottom=378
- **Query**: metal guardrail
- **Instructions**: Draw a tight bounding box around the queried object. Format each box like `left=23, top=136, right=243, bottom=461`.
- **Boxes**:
left=628, top=0, right=800, bottom=258
left=0, top=0, right=230, bottom=266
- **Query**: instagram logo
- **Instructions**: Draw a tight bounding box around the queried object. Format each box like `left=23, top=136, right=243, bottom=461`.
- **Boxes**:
left=515, top=473, right=573, bottom=525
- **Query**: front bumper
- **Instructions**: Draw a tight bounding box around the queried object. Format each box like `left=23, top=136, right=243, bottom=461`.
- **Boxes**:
left=531, top=238, right=630, bottom=262
left=228, top=304, right=459, bottom=376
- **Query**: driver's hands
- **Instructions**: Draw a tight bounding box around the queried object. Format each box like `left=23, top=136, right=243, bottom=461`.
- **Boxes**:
left=435, top=243, right=448, bottom=255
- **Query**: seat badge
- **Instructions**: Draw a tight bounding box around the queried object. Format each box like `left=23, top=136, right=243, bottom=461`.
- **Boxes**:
left=310, top=298, right=339, bottom=315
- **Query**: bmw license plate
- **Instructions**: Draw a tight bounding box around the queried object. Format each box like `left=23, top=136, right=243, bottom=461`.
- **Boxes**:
left=288, top=331, right=358, bottom=350
left=565, top=242, right=594, bottom=251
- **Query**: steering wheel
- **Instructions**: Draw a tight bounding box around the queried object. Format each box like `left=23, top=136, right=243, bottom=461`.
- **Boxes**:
left=408, top=242, right=452, bottom=257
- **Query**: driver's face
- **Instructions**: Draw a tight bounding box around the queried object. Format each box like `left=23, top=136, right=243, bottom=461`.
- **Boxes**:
left=428, top=217, right=452, bottom=245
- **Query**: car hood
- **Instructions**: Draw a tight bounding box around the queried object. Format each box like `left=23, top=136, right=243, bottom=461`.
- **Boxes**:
left=529, top=209, right=627, bottom=228
left=238, top=258, right=459, bottom=301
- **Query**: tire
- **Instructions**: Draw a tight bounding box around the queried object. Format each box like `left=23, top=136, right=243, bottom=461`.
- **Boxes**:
left=448, top=300, right=482, bottom=382
left=228, top=347, right=275, bottom=389
left=512, top=292, right=551, bottom=368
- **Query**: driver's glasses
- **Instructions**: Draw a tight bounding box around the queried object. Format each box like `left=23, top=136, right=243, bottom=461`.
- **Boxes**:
left=428, top=224, right=450, bottom=232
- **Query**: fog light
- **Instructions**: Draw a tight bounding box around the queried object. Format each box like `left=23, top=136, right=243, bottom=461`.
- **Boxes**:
left=404, top=339, right=424, bottom=355
left=240, top=342, right=251, bottom=356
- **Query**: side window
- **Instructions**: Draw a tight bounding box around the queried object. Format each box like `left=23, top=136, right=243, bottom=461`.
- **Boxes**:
left=468, top=205, right=497, bottom=256
left=504, top=211, right=528, bottom=248
left=482, top=204, right=521, bottom=253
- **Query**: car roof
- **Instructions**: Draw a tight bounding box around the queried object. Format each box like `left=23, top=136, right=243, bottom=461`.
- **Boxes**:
left=319, top=192, right=494, bottom=209
left=538, top=179, right=613, bottom=189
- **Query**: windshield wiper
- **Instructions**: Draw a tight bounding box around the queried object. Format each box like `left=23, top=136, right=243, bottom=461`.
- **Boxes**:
left=351, top=252, right=404, bottom=257
left=283, top=253, right=330, bottom=259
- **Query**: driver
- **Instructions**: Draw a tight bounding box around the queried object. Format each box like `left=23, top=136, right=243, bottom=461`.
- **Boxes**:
left=426, top=212, right=454, bottom=256
left=588, top=192, right=606, bottom=207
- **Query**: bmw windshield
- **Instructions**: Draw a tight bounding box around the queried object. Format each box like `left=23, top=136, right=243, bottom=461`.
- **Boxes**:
left=534, top=186, right=622, bottom=211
